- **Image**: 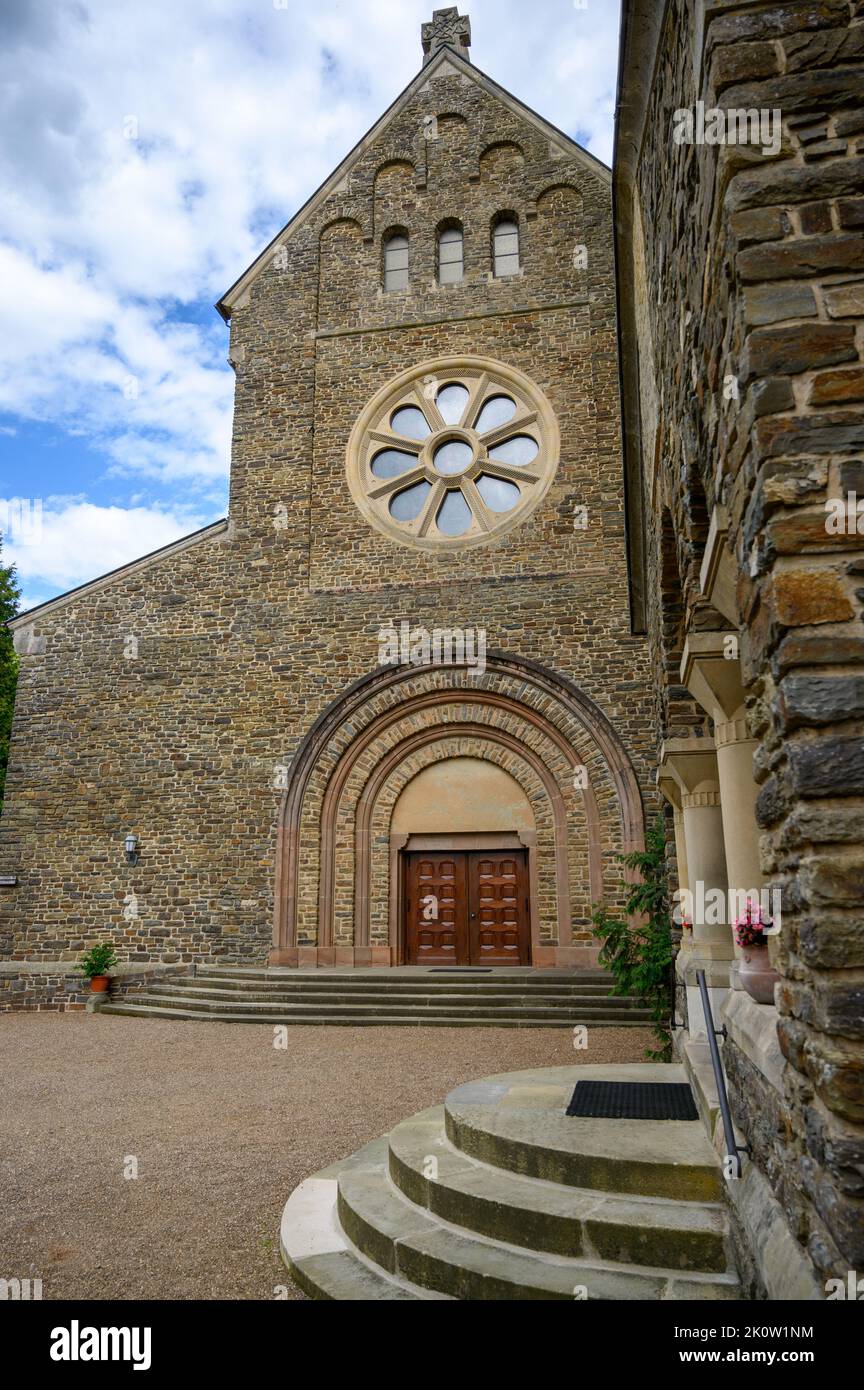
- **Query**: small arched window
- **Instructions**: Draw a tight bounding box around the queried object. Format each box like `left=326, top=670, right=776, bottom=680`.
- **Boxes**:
left=493, top=218, right=520, bottom=278
left=438, top=226, right=464, bottom=285
left=383, top=233, right=409, bottom=292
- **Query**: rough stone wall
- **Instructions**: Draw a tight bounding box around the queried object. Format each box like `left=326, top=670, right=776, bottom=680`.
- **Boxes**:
left=0, top=55, right=656, bottom=971
left=631, top=0, right=863, bottom=1284
left=0, top=966, right=87, bottom=1013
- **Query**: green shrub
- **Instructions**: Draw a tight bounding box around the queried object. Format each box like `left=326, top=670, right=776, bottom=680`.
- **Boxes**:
left=591, top=817, right=674, bottom=1061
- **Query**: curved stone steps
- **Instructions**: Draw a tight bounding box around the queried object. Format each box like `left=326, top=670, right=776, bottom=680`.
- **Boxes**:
left=336, top=1155, right=738, bottom=1302
left=388, top=1107, right=728, bottom=1270
left=280, top=1064, right=741, bottom=1301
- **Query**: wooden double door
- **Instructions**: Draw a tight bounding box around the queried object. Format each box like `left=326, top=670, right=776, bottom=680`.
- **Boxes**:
left=404, top=849, right=530, bottom=967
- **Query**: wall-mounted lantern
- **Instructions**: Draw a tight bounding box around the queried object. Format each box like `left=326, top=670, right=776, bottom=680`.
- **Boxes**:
left=124, top=833, right=140, bottom=866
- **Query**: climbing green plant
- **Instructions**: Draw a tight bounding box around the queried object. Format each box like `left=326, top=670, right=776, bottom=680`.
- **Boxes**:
left=591, top=817, right=674, bottom=1061
left=0, top=534, right=21, bottom=819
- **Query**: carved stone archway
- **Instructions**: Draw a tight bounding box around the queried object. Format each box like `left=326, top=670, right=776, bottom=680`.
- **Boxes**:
left=271, top=655, right=645, bottom=967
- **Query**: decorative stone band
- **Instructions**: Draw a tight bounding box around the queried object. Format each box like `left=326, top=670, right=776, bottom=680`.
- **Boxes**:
left=714, top=718, right=756, bottom=750
left=681, top=790, right=722, bottom=809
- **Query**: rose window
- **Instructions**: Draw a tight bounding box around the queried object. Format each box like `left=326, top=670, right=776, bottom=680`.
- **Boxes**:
left=346, top=356, right=560, bottom=551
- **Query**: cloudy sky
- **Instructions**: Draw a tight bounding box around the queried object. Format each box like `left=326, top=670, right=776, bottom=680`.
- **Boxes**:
left=0, top=0, right=622, bottom=612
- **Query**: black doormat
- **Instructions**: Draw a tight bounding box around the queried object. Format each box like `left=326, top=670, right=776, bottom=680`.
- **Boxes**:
left=566, top=1081, right=698, bottom=1121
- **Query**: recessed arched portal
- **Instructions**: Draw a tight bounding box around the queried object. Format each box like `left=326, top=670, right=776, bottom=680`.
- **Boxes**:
left=391, top=758, right=537, bottom=966
left=271, top=654, right=645, bottom=968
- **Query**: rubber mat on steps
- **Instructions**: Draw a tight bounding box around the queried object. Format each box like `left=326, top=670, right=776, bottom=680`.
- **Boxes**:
left=566, top=1080, right=699, bottom=1121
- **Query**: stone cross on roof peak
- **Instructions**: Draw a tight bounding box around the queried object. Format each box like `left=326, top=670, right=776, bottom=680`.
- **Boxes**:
left=422, top=8, right=471, bottom=66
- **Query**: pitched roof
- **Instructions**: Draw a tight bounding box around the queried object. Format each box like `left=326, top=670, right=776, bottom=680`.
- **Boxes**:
left=216, top=43, right=610, bottom=321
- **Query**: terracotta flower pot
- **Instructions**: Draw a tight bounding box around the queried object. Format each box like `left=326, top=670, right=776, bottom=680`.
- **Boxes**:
left=738, top=944, right=779, bottom=1005
left=90, top=975, right=110, bottom=993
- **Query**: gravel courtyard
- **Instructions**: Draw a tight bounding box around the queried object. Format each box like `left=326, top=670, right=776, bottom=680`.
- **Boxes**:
left=0, top=1013, right=654, bottom=1301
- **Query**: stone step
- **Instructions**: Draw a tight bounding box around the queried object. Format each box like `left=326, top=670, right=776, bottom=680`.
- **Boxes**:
left=388, top=1107, right=728, bottom=1271
left=443, top=1066, right=724, bottom=1201
left=109, top=992, right=653, bottom=1022
left=145, top=982, right=646, bottom=1009
left=187, top=973, right=616, bottom=995
left=198, top=966, right=614, bottom=983
left=167, top=976, right=619, bottom=998
left=278, top=1153, right=449, bottom=1302
left=99, top=1001, right=651, bottom=1028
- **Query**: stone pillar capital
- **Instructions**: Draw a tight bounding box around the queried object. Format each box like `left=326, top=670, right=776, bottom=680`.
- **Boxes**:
left=681, top=790, right=723, bottom=810
left=656, top=766, right=682, bottom=809
left=714, top=717, right=756, bottom=750
left=659, top=737, right=720, bottom=798
left=680, top=632, right=747, bottom=723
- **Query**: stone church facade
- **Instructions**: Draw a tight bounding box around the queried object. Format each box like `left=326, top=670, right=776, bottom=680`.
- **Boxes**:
left=1, top=11, right=658, bottom=978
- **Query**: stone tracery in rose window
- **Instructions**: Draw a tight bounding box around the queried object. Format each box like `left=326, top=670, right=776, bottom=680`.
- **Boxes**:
left=347, top=357, right=560, bottom=551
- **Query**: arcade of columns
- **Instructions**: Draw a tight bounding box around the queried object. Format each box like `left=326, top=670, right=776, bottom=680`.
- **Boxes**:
left=657, top=513, right=769, bottom=1041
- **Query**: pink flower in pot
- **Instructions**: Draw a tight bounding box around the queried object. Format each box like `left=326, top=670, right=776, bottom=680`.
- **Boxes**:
left=733, top=900, right=779, bottom=1004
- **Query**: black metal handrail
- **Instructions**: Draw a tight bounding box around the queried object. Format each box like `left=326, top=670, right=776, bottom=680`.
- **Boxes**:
left=696, top=968, right=750, bottom=1179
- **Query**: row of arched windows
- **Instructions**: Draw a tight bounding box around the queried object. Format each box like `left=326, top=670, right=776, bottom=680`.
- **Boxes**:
left=383, top=219, right=521, bottom=292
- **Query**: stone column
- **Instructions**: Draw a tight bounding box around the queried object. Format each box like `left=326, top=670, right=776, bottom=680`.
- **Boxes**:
left=657, top=768, right=689, bottom=899
left=715, top=716, right=762, bottom=899
left=681, top=634, right=765, bottom=984
left=661, top=739, right=731, bottom=1040
left=657, top=769, right=689, bottom=1030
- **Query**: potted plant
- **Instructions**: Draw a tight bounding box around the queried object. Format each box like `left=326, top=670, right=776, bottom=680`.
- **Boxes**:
left=77, top=943, right=118, bottom=994
left=733, top=901, right=779, bottom=1004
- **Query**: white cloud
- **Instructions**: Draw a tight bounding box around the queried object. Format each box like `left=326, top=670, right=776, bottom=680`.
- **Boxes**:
left=3, top=498, right=213, bottom=613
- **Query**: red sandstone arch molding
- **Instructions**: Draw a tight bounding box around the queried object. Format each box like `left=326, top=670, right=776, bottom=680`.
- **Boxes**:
left=353, top=722, right=572, bottom=954
left=271, top=655, right=646, bottom=964
left=315, top=688, right=601, bottom=949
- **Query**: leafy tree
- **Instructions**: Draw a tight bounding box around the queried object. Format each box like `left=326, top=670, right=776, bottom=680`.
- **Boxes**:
left=590, top=817, right=675, bottom=1060
left=0, top=534, right=21, bottom=817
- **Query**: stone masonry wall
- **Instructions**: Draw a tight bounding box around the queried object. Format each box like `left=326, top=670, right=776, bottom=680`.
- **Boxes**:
left=0, top=52, right=658, bottom=971
left=631, top=0, right=863, bottom=1284
left=0, top=964, right=88, bottom=1013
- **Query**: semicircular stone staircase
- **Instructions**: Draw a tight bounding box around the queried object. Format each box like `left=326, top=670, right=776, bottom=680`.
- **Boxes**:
left=100, top=965, right=653, bottom=1028
left=281, top=1064, right=741, bottom=1300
